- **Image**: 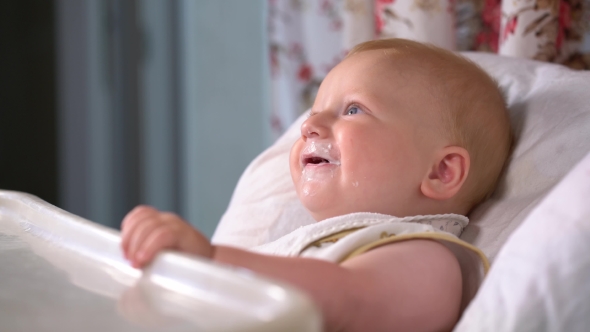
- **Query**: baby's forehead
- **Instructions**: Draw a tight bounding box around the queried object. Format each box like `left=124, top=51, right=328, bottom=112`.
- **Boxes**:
left=331, top=48, right=496, bottom=120
left=335, top=52, right=449, bottom=118
left=381, top=50, right=495, bottom=100
left=343, top=50, right=445, bottom=89
left=339, top=50, right=425, bottom=84
left=351, top=48, right=479, bottom=80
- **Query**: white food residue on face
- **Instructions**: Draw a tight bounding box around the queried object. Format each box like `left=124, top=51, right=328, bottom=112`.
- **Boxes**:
left=300, top=141, right=340, bottom=196
left=302, top=141, right=340, bottom=166
left=302, top=166, right=335, bottom=181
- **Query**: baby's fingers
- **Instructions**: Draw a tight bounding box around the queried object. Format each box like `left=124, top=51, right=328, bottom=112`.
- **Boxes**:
left=122, top=205, right=158, bottom=229
left=126, top=220, right=165, bottom=262
left=133, top=226, right=178, bottom=268
left=121, top=206, right=158, bottom=254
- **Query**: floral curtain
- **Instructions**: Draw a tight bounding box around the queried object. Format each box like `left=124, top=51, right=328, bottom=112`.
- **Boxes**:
left=268, top=0, right=590, bottom=139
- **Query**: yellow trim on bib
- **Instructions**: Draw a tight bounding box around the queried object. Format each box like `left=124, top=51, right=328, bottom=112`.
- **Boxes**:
left=300, top=227, right=364, bottom=253
left=340, top=232, right=490, bottom=274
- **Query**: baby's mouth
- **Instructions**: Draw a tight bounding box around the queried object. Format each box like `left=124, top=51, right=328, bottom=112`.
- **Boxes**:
left=299, top=141, right=340, bottom=195
left=300, top=141, right=341, bottom=167
left=303, top=156, right=332, bottom=166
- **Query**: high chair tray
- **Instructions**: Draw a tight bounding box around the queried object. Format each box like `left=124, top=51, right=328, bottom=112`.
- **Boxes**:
left=0, top=190, right=321, bottom=332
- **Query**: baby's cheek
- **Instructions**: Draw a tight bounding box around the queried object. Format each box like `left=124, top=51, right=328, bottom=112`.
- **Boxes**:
left=289, top=141, right=301, bottom=168
left=289, top=142, right=304, bottom=186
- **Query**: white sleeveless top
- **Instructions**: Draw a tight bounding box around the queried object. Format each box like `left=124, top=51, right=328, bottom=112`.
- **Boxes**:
left=251, top=212, right=489, bottom=310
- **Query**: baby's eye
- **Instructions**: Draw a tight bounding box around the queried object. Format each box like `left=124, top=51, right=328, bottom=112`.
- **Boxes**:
left=345, top=106, right=362, bottom=116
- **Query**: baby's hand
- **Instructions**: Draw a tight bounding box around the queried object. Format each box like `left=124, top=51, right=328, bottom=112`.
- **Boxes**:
left=120, top=205, right=212, bottom=268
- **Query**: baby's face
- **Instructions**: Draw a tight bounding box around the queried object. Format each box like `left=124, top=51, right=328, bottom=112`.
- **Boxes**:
left=290, top=50, right=447, bottom=221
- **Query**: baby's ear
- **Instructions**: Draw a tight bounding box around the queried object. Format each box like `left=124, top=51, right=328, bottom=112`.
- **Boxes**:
left=420, top=147, right=470, bottom=201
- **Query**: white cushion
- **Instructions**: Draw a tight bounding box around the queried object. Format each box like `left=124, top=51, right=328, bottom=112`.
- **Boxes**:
left=460, top=53, right=590, bottom=260
left=455, top=150, right=590, bottom=332
left=212, top=113, right=314, bottom=248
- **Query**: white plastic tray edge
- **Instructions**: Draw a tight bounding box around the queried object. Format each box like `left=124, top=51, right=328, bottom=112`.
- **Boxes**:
left=0, top=190, right=322, bottom=332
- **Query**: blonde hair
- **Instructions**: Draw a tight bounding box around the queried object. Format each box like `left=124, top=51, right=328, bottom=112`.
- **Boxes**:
left=348, top=39, right=513, bottom=209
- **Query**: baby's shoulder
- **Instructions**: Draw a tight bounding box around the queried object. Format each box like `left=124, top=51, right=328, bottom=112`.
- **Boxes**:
left=339, top=239, right=463, bottom=332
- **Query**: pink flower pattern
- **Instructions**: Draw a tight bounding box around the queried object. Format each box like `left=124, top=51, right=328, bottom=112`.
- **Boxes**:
left=270, top=0, right=590, bottom=138
left=501, top=16, right=518, bottom=44
left=556, top=0, right=571, bottom=50
left=375, top=0, right=395, bottom=35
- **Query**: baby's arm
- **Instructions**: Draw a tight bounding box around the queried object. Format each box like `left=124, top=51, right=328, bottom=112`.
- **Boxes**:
left=214, top=240, right=462, bottom=332
left=121, top=206, right=462, bottom=332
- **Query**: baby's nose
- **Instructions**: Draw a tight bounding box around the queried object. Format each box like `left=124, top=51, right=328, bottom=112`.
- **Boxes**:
left=301, top=120, right=317, bottom=139
left=301, top=115, right=326, bottom=140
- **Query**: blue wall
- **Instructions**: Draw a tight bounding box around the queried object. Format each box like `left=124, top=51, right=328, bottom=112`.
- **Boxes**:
left=178, top=0, right=270, bottom=236
left=57, top=0, right=270, bottom=237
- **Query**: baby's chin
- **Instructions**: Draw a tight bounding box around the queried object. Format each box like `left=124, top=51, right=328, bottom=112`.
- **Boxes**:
left=305, top=207, right=365, bottom=222
left=297, top=192, right=357, bottom=222
left=298, top=191, right=408, bottom=221
left=296, top=189, right=334, bottom=221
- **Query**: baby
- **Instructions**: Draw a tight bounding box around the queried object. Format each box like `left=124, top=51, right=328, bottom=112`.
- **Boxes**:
left=121, top=39, right=511, bottom=332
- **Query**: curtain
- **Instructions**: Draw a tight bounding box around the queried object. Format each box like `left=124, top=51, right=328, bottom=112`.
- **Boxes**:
left=268, top=0, right=590, bottom=138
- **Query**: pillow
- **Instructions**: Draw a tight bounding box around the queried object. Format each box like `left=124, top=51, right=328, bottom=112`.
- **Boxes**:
left=460, top=53, right=590, bottom=260
left=212, top=53, right=590, bottom=263
left=212, top=114, right=314, bottom=248
left=455, top=150, right=590, bottom=331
